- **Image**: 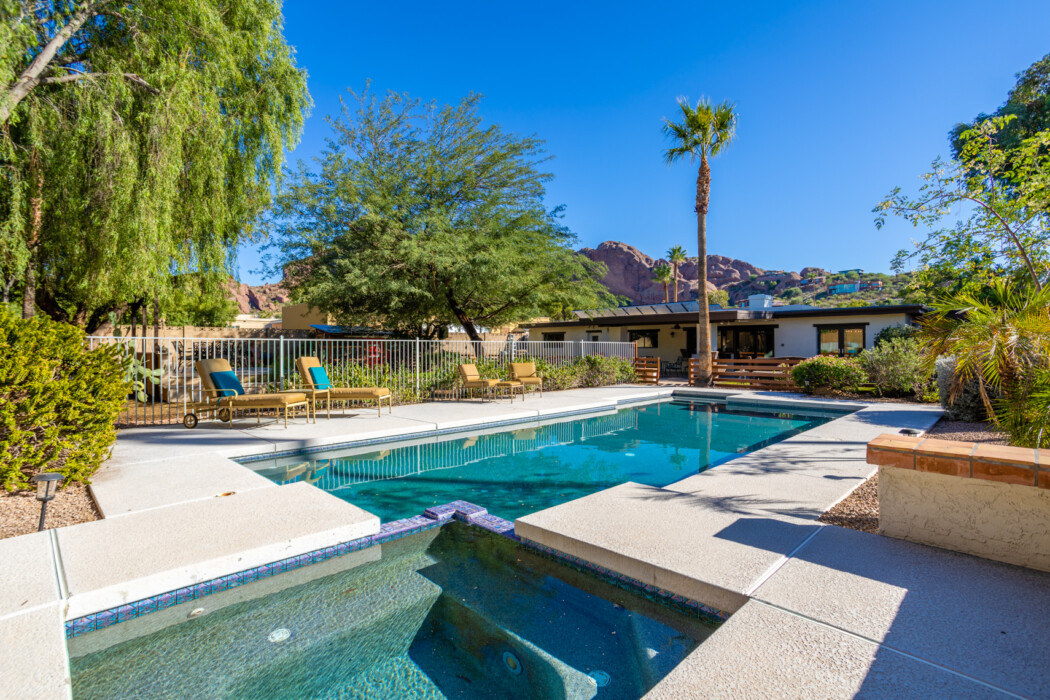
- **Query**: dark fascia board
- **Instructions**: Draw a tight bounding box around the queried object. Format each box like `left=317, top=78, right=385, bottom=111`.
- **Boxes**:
left=768, top=304, right=929, bottom=319
left=522, top=304, right=928, bottom=329
left=522, top=309, right=765, bottom=329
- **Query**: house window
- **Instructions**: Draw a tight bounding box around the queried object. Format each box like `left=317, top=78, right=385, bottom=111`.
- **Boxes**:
left=816, top=325, right=866, bottom=356
left=587, top=333, right=601, bottom=342
left=717, top=326, right=776, bottom=358
left=542, top=332, right=565, bottom=342
left=628, top=329, right=659, bottom=348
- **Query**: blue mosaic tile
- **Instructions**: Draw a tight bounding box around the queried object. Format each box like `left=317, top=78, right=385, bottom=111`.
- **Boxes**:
left=423, top=503, right=457, bottom=521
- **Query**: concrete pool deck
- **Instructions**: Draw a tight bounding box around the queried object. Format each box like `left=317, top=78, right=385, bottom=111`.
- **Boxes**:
left=5, top=384, right=1050, bottom=698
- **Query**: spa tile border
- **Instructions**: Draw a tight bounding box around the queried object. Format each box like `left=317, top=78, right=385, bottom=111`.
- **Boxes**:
left=518, top=537, right=729, bottom=625
left=65, top=499, right=724, bottom=639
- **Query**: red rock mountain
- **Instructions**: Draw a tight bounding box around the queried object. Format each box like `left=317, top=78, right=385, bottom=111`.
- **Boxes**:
left=225, top=279, right=289, bottom=314
left=580, top=241, right=769, bottom=304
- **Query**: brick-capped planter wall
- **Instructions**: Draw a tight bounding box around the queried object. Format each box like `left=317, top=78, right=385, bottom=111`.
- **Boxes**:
left=868, top=434, right=1050, bottom=573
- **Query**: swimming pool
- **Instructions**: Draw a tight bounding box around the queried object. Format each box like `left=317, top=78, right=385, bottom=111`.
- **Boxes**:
left=69, top=521, right=715, bottom=699
left=247, top=399, right=844, bottom=522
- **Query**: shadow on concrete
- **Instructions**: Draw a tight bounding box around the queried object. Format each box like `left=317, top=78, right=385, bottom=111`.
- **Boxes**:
left=738, top=524, right=1050, bottom=698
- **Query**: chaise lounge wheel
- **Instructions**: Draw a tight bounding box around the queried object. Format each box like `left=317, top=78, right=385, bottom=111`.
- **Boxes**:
left=218, top=407, right=232, bottom=423
left=182, top=413, right=199, bottom=429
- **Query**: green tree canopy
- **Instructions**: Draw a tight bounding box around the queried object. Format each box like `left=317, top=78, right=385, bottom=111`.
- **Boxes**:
left=268, top=90, right=614, bottom=341
left=878, top=117, right=1049, bottom=302
left=951, top=53, right=1050, bottom=172
left=0, top=0, right=309, bottom=331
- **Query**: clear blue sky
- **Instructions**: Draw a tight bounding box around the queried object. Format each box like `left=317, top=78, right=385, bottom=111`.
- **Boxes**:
left=237, top=0, right=1050, bottom=285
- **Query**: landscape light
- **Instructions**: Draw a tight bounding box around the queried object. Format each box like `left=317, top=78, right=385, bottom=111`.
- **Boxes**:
left=32, top=473, right=63, bottom=532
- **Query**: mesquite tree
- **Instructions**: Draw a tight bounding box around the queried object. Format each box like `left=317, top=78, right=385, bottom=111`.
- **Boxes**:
left=269, top=89, right=614, bottom=343
left=0, top=0, right=309, bottom=330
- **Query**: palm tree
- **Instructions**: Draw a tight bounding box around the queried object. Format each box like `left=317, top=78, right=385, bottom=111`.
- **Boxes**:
left=667, top=244, right=688, bottom=302
left=919, top=279, right=1050, bottom=444
left=663, top=98, right=737, bottom=386
left=652, top=264, right=674, bottom=303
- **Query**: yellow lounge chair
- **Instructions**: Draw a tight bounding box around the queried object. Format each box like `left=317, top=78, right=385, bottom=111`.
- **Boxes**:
left=190, top=359, right=310, bottom=429
left=510, top=362, right=543, bottom=397
left=296, top=356, right=392, bottom=417
left=457, top=363, right=498, bottom=400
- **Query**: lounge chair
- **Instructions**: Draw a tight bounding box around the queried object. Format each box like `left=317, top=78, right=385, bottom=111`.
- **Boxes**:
left=509, top=362, right=543, bottom=397
left=295, top=356, right=392, bottom=417
left=192, top=359, right=310, bottom=428
left=457, top=364, right=498, bottom=400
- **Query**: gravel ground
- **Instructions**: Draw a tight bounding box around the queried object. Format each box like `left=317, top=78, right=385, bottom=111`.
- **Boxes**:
left=0, top=483, right=100, bottom=540
left=819, top=418, right=1006, bottom=534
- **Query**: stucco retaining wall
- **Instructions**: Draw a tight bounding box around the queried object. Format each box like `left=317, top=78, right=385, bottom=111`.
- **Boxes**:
left=869, top=434, right=1050, bottom=573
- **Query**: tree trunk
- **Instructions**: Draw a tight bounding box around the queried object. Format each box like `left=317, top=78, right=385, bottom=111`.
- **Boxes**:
left=0, top=0, right=100, bottom=124
left=663, top=282, right=669, bottom=303
left=672, top=263, right=679, bottom=302
left=2, top=275, right=14, bottom=304
left=21, top=152, right=44, bottom=319
left=694, top=157, right=713, bottom=386
left=21, top=262, right=36, bottom=318
left=445, top=291, right=484, bottom=355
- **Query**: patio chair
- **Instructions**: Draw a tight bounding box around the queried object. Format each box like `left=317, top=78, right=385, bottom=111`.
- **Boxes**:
left=457, top=364, right=498, bottom=400
left=191, top=359, right=310, bottom=429
left=509, top=362, right=543, bottom=397
left=295, top=356, right=392, bottom=417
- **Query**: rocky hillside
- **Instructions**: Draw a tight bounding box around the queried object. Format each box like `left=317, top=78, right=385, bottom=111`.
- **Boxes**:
left=578, top=241, right=907, bottom=306
left=225, top=279, right=289, bottom=315
left=579, top=241, right=765, bottom=304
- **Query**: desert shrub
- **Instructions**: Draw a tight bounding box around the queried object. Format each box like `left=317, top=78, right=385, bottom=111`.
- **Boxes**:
left=935, top=357, right=992, bottom=422
left=859, top=337, right=930, bottom=398
left=791, top=355, right=865, bottom=393
left=0, top=310, right=129, bottom=491
left=873, top=324, right=917, bottom=347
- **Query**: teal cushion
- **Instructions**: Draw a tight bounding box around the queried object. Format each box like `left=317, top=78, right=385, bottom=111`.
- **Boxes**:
left=308, top=366, right=332, bottom=390
left=210, top=370, right=244, bottom=397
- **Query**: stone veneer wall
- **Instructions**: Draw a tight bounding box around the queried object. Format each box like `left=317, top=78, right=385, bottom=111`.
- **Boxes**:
left=867, top=435, right=1050, bottom=573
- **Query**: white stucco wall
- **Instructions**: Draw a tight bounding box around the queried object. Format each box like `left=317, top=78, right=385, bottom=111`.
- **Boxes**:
left=771, top=313, right=911, bottom=357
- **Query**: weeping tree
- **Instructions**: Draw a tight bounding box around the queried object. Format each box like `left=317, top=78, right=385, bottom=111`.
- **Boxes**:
left=0, top=0, right=310, bottom=331
left=269, top=89, right=615, bottom=342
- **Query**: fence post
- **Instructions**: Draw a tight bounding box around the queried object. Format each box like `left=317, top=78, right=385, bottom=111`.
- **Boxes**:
left=279, top=336, right=285, bottom=389
left=415, top=337, right=421, bottom=398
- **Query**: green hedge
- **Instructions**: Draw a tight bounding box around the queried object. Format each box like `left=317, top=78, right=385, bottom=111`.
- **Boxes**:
left=791, top=355, right=866, bottom=393
left=0, top=311, right=129, bottom=491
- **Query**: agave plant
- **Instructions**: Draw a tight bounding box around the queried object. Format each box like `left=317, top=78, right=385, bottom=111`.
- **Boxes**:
left=918, top=279, right=1050, bottom=442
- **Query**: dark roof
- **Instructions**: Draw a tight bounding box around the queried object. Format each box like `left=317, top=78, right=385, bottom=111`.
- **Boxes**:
left=522, top=304, right=927, bottom=329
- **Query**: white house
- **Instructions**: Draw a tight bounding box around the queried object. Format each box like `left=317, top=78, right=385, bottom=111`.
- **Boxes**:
left=522, top=297, right=925, bottom=366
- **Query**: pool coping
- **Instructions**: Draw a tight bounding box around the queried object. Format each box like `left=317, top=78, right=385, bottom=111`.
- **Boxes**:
left=0, top=385, right=940, bottom=699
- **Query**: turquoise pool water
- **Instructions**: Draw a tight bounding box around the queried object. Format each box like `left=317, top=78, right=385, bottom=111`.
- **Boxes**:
left=250, top=399, right=842, bottom=522
left=70, top=522, right=716, bottom=699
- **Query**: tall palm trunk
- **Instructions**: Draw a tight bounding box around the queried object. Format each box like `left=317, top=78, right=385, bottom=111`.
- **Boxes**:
left=694, top=157, right=712, bottom=385
left=663, top=281, right=669, bottom=303
left=671, top=262, right=679, bottom=302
